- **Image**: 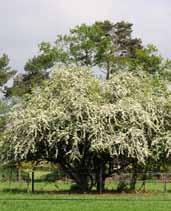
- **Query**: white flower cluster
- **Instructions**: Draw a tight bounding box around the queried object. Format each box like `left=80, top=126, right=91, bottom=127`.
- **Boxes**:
left=2, top=66, right=171, bottom=167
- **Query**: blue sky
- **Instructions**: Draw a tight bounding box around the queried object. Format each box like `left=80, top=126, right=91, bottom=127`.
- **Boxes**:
left=0, top=0, right=171, bottom=72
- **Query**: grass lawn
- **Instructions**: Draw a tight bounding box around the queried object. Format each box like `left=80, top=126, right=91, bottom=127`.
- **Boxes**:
left=0, top=170, right=171, bottom=210
left=1, top=179, right=171, bottom=193
left=0, top=192, right=171, bottom=211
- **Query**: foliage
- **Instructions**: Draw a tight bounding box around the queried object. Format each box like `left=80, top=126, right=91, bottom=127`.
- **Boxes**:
left=25, top=21, right=143, bottom=78
left=23, top=21, right=166, bottom=80
left=6, top=71, right=48, bottom=97
left=0, top=98, right=15, bottom=145
left=0, top=54, right=16, bottom=89
left=0, top=53, right=16, bottom=151
left=0, top=100, right=8, bottom=135
left=4, top=20, right=171, bottom=98
left=1, top=66, right=171, bottom=191
left=7, top=20, right=144, bottom=96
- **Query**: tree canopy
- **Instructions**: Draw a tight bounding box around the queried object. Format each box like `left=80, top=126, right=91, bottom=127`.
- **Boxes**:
left=0, top=53, right=16, bottom=90
left=2, top=66, right=171, bottom=191
left=7, top=20, right=167, bottom=97
left=0, top=53, right=16, bottom=143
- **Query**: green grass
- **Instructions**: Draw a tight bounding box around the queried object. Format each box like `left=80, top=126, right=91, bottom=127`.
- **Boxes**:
left=0, top=192, right=171, bottom=211
left=1, top=180, right=171, bottom=193
left=0, top=181, right=171, bottom=211
left=1, top=170, right=171, bottom=211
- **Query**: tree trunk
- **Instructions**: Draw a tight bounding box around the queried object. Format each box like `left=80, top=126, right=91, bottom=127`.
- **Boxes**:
left=138, top=170, right=148, bottom=192
left=130, top=163, right=138, bottom=191
left=130, top=172, right=137, bottom=191
left=16, top=167, right=21, bottom=182
left=96, top=177, right=105, bottom=193
left=106, top=61, right=110, bottom=80
left=60, top=162, right=93, bottom=192
left=96, top=162, right=105, bottom=193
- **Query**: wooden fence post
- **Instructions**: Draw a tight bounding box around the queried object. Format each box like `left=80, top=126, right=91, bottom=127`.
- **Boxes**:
left=31, top=170, right=35, bottom=193
left=163, top=174, right=167, bottom=193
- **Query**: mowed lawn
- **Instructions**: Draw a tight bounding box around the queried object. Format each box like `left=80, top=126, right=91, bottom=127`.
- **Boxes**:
left=0, top=170, right=171, bottom=211
left=0, top=192, right=171, bottom=211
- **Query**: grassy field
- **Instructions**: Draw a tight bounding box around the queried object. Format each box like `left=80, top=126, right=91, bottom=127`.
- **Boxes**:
left=0, top=179, right=171, bottom=193
left=1, top=170, right=171, bottom=210
left=0, top=192, right=171, bottom=211
left=0, top=181, right=171, bottom=211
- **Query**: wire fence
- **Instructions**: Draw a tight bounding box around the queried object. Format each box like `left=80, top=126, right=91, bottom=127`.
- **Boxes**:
left=0, top=166, right=171, bottom=194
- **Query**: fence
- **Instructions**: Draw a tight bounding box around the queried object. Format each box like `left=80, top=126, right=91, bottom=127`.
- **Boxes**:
left=0, top=166, right=171, bottom=194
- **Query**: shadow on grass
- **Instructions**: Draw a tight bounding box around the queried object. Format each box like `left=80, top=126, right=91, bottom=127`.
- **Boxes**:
left=0, top=189, right=171, bottom=202
left=2, top=188, right=120, bottom=194
left=1, top=188, right=170, bottom=195
left=2, top=188, right=29, bottom=194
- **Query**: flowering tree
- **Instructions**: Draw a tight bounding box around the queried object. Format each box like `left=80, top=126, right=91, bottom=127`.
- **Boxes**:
left=1, top=66, right=171, bottom=192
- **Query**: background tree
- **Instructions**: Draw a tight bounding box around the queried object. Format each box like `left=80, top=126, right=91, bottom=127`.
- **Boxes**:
left=0, top=53, right=16, bottom=144
left=0, top=100, right=9, bottom=138
left=0, top=54, right=16, bottom=92
left=0, top=52, right=16, bottom=113
left=127, top=44, right=162, bottom=74
left=6, top=20, right=146, bottom=97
